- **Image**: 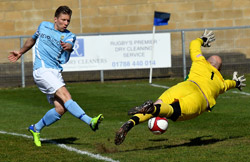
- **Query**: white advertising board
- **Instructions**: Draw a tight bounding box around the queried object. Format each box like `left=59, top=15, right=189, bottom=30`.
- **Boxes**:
left=64, top=33, right=171, bottom=71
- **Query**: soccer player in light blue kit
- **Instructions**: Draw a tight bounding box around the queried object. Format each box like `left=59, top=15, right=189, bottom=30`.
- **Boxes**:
left=8, top=6, right=104, bottom=147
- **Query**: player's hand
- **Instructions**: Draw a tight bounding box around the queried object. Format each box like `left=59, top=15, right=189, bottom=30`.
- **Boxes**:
left=200, top=29, right=215, bottom=47
left=60, top=41, right=73, bottom=52
left=8, top=51, right=22, bottom=62
left=232, top=71, right=246, bottom=91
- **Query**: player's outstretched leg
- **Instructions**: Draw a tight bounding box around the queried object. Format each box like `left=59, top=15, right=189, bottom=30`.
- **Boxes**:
left=90, top=114, right=104, bottom=131
left=28, top=125, right=41, bottom=147
left=128, top=100, right=154, bottom=115
left=114, top=120, right=134, bottom=145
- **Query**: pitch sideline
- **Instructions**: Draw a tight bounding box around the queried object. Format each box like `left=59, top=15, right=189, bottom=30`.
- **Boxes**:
left=150, top=83, right=170, bottom=89
left=150, top=83, right=250, bottom=96
left=231, top=90, right=250, bottom=96
left=0, top=130, right=119, bottom=162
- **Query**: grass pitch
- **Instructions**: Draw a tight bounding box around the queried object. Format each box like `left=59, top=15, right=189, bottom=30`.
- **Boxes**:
left=0, top=77, right=250, bottom=162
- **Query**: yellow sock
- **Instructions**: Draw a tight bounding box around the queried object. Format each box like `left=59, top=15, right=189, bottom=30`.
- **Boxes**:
left=153, top=103, right=174, bottom=118
left=129, top=119, right=136, bottom=125
left=129, top=103, right=173, bottom=125
left=129, top=113, right=153, bottom=124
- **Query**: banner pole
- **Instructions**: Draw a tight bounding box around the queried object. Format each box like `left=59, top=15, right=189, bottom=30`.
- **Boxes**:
left=149, top=25, right=156, bottom=84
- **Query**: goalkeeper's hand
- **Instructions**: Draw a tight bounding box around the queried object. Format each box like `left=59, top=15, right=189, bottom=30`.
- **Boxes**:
left=200, top=29, right=215, bottom=47
left=232, top=71, right=246, bottom=91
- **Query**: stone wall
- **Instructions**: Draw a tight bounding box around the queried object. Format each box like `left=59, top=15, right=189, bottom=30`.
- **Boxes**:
left=1, top=0, right=250, bottom=65
left=2, top=0, right=250, bottom=35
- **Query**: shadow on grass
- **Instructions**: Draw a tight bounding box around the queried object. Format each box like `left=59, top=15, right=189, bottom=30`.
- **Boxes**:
left=42, top=137, right=80, bottom=145
left=148, top=138, right=169, bottom=142
left=122, top=135, right=242, bottom=152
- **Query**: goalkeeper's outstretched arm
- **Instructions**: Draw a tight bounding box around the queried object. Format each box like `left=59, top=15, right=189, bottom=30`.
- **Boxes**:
left=190, top=29, right=216, bottom=62
left=224, top=71, right=246, bottom=92
left=232, top=71, right=246, bottom=91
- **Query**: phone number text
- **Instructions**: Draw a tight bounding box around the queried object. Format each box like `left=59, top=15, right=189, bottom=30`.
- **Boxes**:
left=112, top=60, right=156, bottom=68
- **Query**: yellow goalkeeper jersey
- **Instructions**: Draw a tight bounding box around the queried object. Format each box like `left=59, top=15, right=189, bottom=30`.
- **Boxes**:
left=187, top=38, right=236, bottom=109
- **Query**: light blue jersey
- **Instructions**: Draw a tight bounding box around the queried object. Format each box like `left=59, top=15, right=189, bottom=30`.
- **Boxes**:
left=32, top=21, right=76, bottom=71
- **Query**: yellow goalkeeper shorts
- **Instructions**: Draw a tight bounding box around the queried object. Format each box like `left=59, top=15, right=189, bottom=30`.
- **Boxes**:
left=158, top=81, right=208, bottom=121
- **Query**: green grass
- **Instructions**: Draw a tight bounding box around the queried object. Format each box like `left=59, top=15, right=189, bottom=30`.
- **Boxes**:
left=0, top=77, right=250, bottom=162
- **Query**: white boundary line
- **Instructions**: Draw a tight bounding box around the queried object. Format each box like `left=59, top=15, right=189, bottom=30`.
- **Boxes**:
left=150, top=84, right=250, bottom=97
left=150, top=83, right=169, bottom=89
left=231, top=90, right=250, bottom=96
left=0, top=130, right=119, bottom=162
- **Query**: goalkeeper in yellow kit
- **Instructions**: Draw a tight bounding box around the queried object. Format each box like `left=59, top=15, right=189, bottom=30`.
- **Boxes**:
left=115, top=30, right=246, bottom=145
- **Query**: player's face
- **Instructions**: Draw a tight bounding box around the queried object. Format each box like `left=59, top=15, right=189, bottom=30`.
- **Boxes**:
left=54, top=13, right=71, bottom=32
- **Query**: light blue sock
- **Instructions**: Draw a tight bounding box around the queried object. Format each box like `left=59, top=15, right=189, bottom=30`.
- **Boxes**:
left=64, top=99, right=92, bottom=124
left=35, top=108, right=61, bottom=132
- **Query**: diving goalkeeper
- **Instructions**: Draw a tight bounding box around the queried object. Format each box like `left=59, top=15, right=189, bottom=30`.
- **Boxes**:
left=115, top=30, right=246, bottom=145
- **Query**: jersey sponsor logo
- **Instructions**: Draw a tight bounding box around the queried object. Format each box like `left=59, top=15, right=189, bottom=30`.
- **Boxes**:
left=40, top=33, right=61, bottom=46
left=71, top=38, right=84, bottom=57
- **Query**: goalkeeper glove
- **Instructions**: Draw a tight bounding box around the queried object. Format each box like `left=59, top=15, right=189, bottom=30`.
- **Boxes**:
left=200, top=29, right=216, bottom=47
left=232, top=71, right=246, bottom=91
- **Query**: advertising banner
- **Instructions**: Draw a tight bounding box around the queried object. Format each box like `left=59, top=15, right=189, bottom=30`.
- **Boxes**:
left=42, top=33, right=171, bottom=71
